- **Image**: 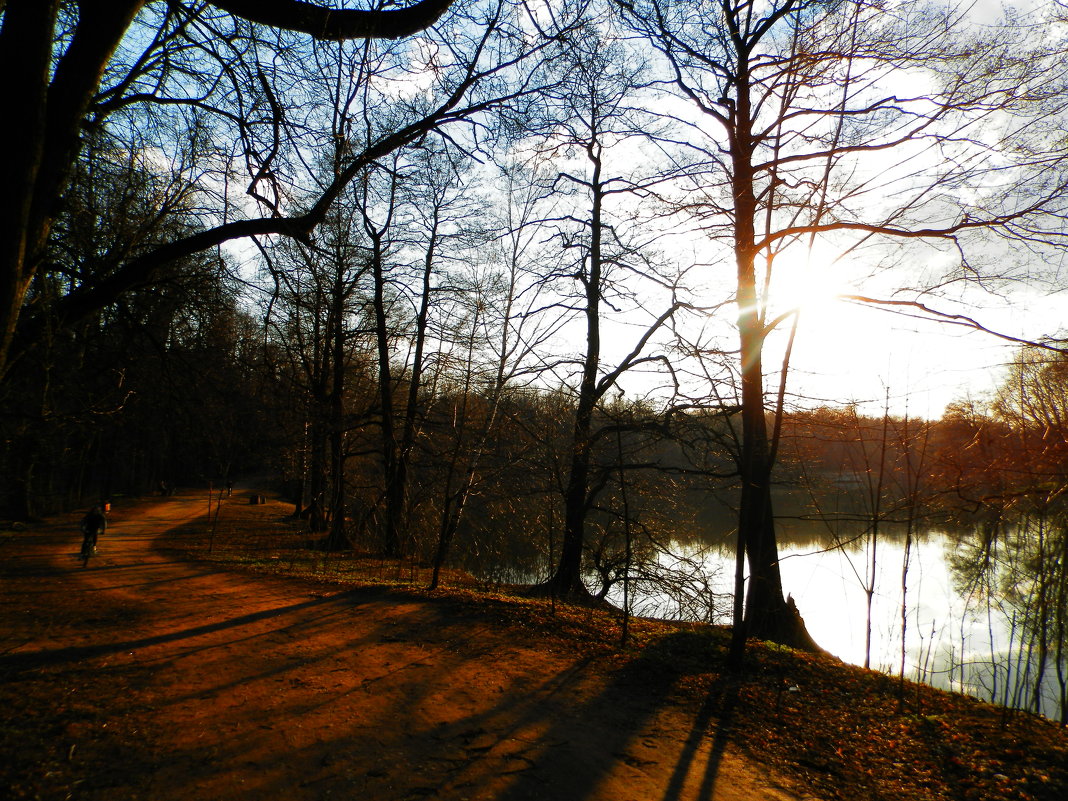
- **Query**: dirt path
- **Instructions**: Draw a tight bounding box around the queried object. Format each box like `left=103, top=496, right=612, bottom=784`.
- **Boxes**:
left=1, top=493, right=817, bottom=801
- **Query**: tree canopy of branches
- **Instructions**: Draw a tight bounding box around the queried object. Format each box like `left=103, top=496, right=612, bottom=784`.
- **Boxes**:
left=0, top=0, right=468, bottom=380
left=618, top=0, right=1068, bottom=651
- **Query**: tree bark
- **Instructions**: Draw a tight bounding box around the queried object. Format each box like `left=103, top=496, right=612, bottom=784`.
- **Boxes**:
left=370, top=231, right=403, bottom=558
left=730, top=45, right=819, bottom=652
left=325, top=267, right=349, bottom=552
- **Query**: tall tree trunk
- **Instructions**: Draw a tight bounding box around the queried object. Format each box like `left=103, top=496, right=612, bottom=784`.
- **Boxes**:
left=544, top=143, right=605, bottom=601
left=305, top=413, right=328, bottom=532
left=325, top=273, right=348, bottom=551
left=370, top=234, right=403, bottom=557
left=731, top=59, right=818, bottom=651
left=304, top=293, right=330, bottom=533
left=553, top=401, right=596, bottom=598
left=428, top=470, right=471, bottom=592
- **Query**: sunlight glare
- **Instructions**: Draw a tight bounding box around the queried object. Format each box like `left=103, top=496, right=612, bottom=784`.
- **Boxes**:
left=768, top=244, right=851, bottom=322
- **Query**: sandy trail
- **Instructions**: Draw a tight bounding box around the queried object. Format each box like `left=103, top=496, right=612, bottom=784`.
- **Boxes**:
left=1, top=493, right=815, bottom=800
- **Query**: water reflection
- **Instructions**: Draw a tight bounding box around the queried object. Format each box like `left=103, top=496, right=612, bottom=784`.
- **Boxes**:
left=613, top=523, right=1067, bottom=722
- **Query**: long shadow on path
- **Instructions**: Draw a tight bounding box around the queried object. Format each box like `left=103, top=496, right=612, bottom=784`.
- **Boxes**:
left=0, top=592, right=364, bottom=675
left=483, top=629, right=746, bottom=801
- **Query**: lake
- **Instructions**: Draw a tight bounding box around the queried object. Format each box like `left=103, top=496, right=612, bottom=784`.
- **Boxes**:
left=614, top=525, right=1067, bottom=722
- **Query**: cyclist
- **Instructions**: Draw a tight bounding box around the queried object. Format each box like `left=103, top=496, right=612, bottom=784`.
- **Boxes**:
left=80, top=506, right=107, bottom=557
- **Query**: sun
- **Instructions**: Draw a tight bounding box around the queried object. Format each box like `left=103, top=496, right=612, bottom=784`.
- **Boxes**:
left=760, top=244, right=893, bottom=404
left=765, top=244, right=851, bottom=327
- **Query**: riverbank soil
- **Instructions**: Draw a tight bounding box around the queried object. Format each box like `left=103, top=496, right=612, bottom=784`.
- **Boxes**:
left=2, top=491, right=1066, bottom=801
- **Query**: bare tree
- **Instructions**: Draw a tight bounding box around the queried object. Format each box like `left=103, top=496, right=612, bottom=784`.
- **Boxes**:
left=424, top=159, right=566, bottom=589
left=528, top=12, right=682, bottom=600
left=960, top=343, right=1068, bottom=719
left=260, top=200, right=372, bottom=543
left=621, top=0, right=1068, bottom=650
left=0, top=0, right=567, bottom=380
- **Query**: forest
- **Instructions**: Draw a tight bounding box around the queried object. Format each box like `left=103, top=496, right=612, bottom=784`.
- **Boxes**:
left=2, top=0, right=1067, bottom=713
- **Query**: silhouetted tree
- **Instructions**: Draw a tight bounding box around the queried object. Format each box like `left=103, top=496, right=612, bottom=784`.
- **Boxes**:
left=622, top=0, right=1068, bottom=650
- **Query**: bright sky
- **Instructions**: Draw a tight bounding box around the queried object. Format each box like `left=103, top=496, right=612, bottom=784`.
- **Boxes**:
left=229, top=0, right=1063, bottom=425
left=766, top=260, right=1066, bottom=419
left=599, top=236, right=1065, bottom=421
left=601, top=2, right=1066, bottom=422
left=706, top=0, right=1065, bottom=421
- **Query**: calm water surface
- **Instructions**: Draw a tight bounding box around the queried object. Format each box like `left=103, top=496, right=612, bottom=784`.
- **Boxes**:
left=624, top=529, right=1065, bottom=719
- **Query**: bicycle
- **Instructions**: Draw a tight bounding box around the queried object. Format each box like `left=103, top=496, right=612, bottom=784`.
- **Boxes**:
left=79, top=528, right=96, bottom=568
left=78, top=506, right=106, bottom=568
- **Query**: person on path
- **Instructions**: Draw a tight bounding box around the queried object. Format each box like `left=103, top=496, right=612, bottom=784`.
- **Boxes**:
left=80, top=506, right=107, bottom=553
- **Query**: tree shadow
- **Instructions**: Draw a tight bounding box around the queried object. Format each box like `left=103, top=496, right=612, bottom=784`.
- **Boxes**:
left=660, top=675, right=741, bottom=801
left=3, top=506, right=763, bottom=801
left=0, top=590, right=369, bottom=675
left=478, top=628, right=742, bottom=801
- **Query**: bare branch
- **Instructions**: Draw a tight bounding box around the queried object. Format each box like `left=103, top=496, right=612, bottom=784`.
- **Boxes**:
left=843, top=295, right=1068, bottom=354
left=208, top=0, right=455, bottom=40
